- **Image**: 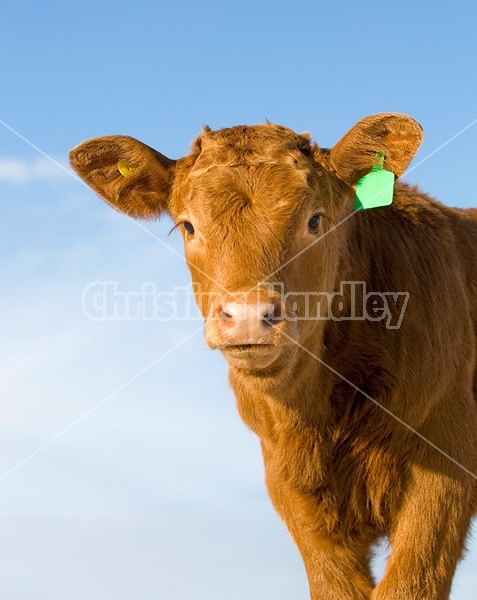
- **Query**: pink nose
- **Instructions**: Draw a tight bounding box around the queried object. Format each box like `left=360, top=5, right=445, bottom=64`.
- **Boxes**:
left=220, top=299, right=280, bottom=322
left=213, top=295, right=284, bottom=345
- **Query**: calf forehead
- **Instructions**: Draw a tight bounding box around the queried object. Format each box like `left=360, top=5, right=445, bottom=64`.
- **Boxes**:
left=193, top=163, right=310, bottom=212
left=174, top=124, right=319, bottom=217
left=184, top=166, right=306, bottom=263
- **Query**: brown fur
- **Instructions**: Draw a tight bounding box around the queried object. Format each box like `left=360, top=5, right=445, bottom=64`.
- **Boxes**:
left=70, top=114, right=477, bottom=599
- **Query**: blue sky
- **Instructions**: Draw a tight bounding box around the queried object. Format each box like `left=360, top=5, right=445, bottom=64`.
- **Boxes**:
left=1, top=1, right=477, bottom=598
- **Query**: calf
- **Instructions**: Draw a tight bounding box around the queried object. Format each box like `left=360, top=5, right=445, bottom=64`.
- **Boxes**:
left=70, top=113, right=477, bottom=599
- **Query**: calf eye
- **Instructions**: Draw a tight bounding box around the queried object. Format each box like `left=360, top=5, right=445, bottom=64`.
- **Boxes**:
left=307, top=215, right=321, bottom=232
left=183, top=221, right=195, bottom=235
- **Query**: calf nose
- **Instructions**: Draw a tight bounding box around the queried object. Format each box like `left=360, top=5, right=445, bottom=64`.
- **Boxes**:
left=220, top=299, right=280, bottom=323
left=214, top=295, right=284, bottom=344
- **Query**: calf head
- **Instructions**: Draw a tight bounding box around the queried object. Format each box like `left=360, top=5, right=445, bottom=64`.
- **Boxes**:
left=70, top=114, right=422, bottom=371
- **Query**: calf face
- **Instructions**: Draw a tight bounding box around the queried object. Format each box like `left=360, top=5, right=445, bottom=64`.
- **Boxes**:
left=70, top=114, right=422, bottom=373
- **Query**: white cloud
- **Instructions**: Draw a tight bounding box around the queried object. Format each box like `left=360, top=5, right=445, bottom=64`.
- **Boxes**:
left=0, top=157, right=71, bottom=183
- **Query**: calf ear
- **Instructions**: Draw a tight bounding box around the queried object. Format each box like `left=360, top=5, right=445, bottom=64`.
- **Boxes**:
left=69, top=135, right=175, bottom=219
left=329, top=113, right=423, bottom=185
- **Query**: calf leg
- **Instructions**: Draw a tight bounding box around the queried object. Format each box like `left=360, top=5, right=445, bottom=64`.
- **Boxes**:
left=371, top=463, right=475, bottom=600
left=303, top=539, right=375, bottom=600
left=265, top=474, right=375, bottom=600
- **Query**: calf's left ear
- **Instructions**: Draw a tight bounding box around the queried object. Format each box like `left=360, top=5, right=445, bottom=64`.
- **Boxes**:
left=329, top=113, right=423, bottom=185
left=69, top=136, right=175, bottom=219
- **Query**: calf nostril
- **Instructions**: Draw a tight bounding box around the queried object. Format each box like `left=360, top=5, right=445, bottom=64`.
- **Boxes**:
left=217, top=300, right=245, bottom=322
left=262, top=302, right=283, bottom=325
left=219, top=307, right=234, bottom=321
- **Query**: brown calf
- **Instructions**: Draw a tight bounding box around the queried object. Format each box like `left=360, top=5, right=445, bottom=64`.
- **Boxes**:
left=70, top=114, right=477, bottom=599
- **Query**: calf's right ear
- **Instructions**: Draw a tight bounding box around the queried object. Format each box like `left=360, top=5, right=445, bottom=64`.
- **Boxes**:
left=69, top=136, right=175, bottom=220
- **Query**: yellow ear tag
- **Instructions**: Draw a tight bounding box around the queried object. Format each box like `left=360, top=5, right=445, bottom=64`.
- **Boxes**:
left=117, top=159, right=137, bottom=178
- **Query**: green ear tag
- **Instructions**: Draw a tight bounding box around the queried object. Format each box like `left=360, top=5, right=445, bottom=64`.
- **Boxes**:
left=354, top=153, right=395, bottom=211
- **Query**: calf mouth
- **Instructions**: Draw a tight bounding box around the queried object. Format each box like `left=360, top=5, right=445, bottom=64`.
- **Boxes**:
left=220, top=343, right=281, bottom=369
left=225, top=344, right=275, bottom=351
